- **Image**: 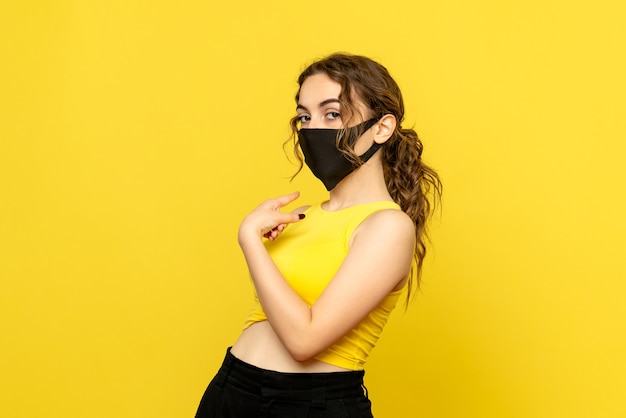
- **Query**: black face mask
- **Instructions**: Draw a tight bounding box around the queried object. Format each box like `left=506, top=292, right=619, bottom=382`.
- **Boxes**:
left=298, top=118, right=381, bottom=191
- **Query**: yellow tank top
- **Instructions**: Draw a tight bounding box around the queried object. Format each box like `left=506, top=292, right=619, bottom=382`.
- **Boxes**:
left=242, top=200, right=406, bottom=370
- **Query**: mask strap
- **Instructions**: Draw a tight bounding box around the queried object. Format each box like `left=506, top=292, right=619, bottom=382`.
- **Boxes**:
left=352, top=118, right=382, bottom=161
left=345, top=118, right=378, bottom=144
left=355, top=118, right=379, bottom=136
left=359, top=141, right=383, bottom=161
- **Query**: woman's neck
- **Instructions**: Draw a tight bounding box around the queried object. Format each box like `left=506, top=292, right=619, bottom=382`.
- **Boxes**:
left=324, top=159, right=392, bottom=211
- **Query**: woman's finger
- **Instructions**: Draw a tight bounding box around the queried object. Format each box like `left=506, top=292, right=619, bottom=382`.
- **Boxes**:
left=271, top=191, right=300, bottom=209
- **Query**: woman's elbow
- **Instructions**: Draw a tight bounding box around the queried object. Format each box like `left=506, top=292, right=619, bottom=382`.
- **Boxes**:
left=285, top=339, right=322, bottom=363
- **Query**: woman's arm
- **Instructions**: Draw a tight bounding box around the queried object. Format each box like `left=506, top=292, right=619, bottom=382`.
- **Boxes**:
left=238, top=192, right=415, bottom=362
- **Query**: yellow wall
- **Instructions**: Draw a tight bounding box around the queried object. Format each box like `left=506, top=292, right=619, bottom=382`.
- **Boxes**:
left=1, top=1, right=625, bottom=417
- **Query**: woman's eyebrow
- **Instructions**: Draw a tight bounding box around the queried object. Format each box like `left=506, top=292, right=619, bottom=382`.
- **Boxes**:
left=296, top=98, right=341, bottom=112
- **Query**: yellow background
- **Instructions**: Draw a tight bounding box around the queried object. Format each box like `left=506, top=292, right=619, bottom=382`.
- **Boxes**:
left=1, top=1, right=625, bottom=417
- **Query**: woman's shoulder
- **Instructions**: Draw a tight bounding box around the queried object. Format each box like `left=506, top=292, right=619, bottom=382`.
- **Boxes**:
left=351, top=205, right=415, bottom=248
left=362, top=206, right=414, bottom=232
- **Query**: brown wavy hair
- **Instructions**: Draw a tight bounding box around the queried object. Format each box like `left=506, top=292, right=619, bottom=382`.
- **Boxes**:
left=286, top=53, right=442, bottom=303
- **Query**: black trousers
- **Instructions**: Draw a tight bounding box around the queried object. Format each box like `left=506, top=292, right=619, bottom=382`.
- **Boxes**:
left=195, top=348, right=374, bottom=417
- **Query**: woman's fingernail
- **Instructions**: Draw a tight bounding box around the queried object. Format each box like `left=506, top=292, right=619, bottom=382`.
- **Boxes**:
left=298, top=213, right=306, bottom=219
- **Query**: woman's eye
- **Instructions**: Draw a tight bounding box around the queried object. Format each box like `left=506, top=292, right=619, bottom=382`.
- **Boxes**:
left=326, top=112, right=340, bottom=120
left=297, top=115, right=311, bottom=123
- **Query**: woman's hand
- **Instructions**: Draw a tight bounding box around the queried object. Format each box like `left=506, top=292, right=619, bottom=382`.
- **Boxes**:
left=238, top=192, right=305, bottom=245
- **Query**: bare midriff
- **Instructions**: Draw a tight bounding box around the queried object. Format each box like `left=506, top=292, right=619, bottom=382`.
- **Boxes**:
left=230, top=321, right=350, bottom=373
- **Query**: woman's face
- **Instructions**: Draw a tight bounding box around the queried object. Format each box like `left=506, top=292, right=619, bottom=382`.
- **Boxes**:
left=296, top=73, right=370, bottom=130
left=296, top=73, right=376, bottom=156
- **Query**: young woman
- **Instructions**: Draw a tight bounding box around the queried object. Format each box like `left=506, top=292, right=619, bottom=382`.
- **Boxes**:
left=195, top=53, right=441, bottom=417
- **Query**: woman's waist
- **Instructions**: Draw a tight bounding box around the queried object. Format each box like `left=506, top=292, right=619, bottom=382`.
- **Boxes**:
left=215, top=347, right=366, bottom=401
left=231, top=321, right=351, bottom=373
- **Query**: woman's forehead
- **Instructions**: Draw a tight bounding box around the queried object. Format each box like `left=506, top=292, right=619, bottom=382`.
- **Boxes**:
left=298, top=74, right=342, bottom=105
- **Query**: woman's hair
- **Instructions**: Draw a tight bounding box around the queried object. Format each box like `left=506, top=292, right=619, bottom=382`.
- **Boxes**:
left=286, top=53, right=442, bottom=303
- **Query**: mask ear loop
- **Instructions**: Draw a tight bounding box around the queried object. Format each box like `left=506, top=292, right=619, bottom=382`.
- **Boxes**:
left=358, top=141, right=383, bottom=160
left=345, top=118, right=381, bottom=161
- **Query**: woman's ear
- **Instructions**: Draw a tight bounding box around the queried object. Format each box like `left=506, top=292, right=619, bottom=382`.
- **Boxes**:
left=373, top=114, right=397, bottom=144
